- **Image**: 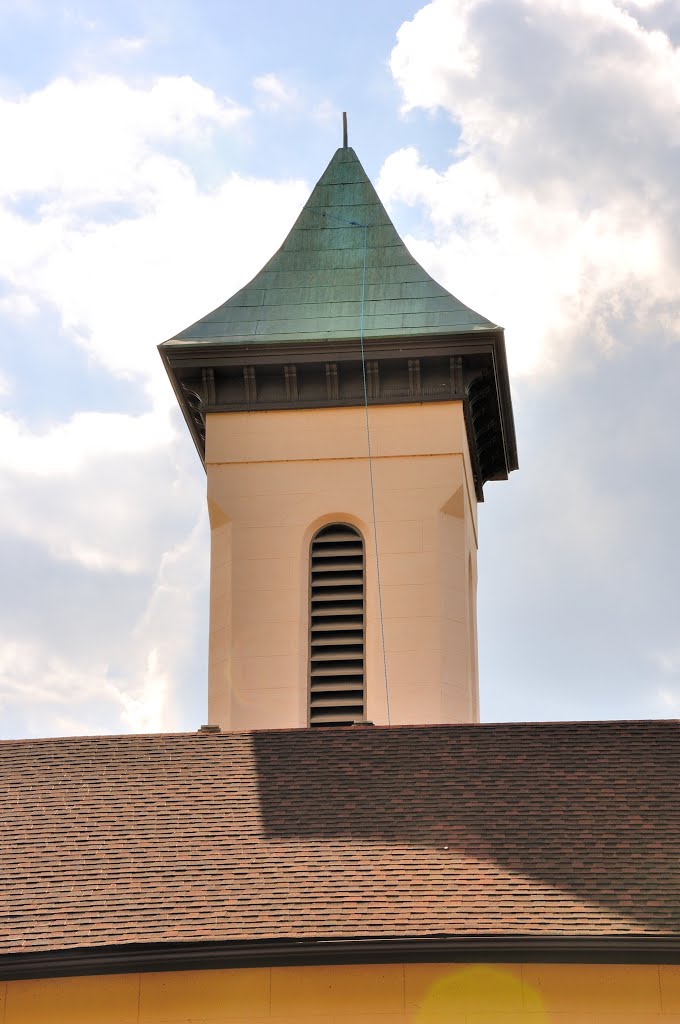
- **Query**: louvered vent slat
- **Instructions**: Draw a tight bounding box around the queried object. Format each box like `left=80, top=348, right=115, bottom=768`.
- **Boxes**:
left=311, top=714, right=364, bottom=726
left=311, top=581, right=360, bottom=589
left=309, top=523, right=365, bottom=727
left=313, top=602, right=364, bottom=610
left=312, top=561, right=362, bottom=569
left=311, top=666, right=364, bottom=677
left=310, top=681, right=365, bottom=693
left=313, top=531, right=361, bottom=543
left=311, top=635, right=363, bottom=646
left=313, top=545, right=363, bottom=557
left=311, top=696, right=365, bottom=709
left=311, top=622, right=364, bottom=630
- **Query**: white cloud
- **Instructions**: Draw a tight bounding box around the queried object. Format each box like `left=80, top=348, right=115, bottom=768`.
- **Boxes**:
left=0, top=292, right=39, bottom=321
left=119, top=648, right=171, bottom=733
left=386, top=0, right=680, bottom=376
left=0, top=72, right=314, bottom=736
left=8, top=169, right=308, bottom=386
left=113, top=36, right=149, bottom=52
left=0, top=75, right=308, bottom=384
left=0, top=408, right=171, bottom=476
left=311, top=99, right=340, bottom=124
left=652, top=650, right=680, bottom=677
left=124, top=508, right=209, bottom=730
left=252, top=72, right=297, bottom=110
left=658, top=689, right=680, bottom=714
left=383, top=0, right=680, bottom=726
left=0, top=406, right=182, bottom=572
left=0, top=497, right=208, bottom=738
left=0, top=639, right=124, bottom=737
left=0, top=75, right=246, bottom=201
left=619, top=0, right=663, bottom=9
left=0, top=378, right=212, bottom=579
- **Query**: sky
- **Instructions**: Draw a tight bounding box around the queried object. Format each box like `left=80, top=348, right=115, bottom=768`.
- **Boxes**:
left=1, top=0, right=680, bottom=738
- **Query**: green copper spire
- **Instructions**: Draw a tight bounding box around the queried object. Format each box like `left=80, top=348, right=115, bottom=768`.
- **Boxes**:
left=160, top=142, right=517, bottom=493
left=167, top=146, right=497, bottom=347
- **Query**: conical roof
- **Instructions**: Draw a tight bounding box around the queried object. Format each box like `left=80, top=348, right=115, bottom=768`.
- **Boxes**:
left=168, top=146, right=497, bottom=347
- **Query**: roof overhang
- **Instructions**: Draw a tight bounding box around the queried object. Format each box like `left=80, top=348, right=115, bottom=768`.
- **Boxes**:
left=3, top=933, right=680, bottom=982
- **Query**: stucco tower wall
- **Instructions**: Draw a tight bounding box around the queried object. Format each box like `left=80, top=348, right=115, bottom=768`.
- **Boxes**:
left=205, top=401, right=479, bottom=730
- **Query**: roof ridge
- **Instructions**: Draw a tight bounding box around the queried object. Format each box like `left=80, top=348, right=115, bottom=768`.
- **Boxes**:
left=2, top=717, right=678, bottom=746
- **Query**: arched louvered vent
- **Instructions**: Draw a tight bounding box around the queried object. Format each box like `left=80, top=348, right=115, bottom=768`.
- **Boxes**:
left=309, top=523, right=365, bottom=727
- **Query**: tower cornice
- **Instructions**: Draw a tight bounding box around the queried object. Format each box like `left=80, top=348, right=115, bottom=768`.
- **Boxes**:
left=160, top=330, right=517, bottom=501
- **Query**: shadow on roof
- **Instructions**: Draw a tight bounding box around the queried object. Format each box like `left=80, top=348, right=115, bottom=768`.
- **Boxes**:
left=251, top=721, right=680, bottom=936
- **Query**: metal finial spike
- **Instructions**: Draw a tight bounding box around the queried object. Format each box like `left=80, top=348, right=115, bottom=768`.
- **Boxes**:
left=342, top=111, right=348, bottom=148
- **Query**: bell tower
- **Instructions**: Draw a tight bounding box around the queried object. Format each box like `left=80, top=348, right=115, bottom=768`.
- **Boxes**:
left=160, top=137, right=517, bottom=730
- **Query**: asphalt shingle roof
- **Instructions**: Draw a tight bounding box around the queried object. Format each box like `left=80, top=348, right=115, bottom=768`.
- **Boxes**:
left=165, top=146, right=497, bottom=347
left=2, top=720, right=679, bottom=957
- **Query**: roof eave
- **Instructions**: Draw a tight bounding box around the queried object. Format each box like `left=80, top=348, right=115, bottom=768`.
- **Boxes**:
left=3, top=933, right=680, bottom=981
left=162, top=324, right=501, bottom=347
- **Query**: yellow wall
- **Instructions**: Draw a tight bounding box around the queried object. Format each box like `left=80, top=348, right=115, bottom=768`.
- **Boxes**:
left=205, top=401, right=479, bottom=731
left=4, top=961, right=680, bottom=1023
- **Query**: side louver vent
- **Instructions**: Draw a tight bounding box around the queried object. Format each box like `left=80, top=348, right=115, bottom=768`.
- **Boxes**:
left=309, top=523, right=365, bottom=727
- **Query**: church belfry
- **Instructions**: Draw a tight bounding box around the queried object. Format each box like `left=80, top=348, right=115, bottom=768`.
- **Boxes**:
left=160, top=138, right=517, bottom=730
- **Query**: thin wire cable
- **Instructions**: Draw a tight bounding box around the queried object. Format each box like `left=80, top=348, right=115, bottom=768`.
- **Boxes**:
left=357, top=223, right=391, bottom=725
left=306, top=204, right=392, bottom=723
